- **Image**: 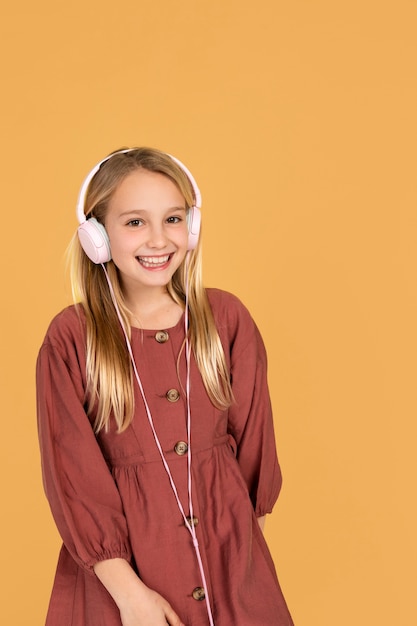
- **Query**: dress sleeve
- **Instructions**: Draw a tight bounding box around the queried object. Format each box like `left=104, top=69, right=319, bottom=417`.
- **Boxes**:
left=36, top=334, right=132, bottom=574
left=226, top=303, right=282, bottom=517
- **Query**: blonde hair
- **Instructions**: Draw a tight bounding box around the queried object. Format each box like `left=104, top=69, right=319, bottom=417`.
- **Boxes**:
left=68, top=147, right=233, bottom=432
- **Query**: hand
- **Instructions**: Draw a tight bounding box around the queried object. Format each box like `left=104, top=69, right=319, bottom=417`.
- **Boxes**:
left=93, top=558, right=185, bottom=626
left=119, top=586, right=185, bottom=626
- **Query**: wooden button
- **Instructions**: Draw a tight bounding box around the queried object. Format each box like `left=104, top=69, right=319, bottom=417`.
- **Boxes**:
left=155, top=330, right=169, bottom=343
left=174, top=441, right=188, bottom=456
left=166, top=388, right=180, bottom=402
left=192, top=587, right=205, bottom=601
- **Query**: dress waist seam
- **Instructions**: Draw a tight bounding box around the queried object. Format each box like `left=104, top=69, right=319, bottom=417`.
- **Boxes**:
left=106, top=434, right=230, bottom=467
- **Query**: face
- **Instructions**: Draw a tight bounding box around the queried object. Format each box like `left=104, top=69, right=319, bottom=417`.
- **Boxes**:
left=104, top=168, right=189, bottom=298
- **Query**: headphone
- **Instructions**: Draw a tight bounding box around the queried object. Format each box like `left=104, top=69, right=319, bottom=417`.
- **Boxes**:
left=76, top=149, right=202, bottom=264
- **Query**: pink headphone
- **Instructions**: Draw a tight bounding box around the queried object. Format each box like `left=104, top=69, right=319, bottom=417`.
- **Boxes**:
left=76, top=149, right=202, bottom=264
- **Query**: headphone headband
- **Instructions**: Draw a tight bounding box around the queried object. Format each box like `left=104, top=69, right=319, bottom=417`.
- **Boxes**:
left=76, top=148, right=202, bottom=263
left=76, top=148, right=202, bottom=225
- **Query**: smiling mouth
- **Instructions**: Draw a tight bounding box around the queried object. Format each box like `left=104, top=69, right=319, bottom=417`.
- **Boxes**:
left=137, top=254, right=172, bottom=269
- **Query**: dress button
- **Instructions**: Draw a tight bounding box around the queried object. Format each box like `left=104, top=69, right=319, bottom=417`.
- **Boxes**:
left=166, top=388, right=180, bottom=402
left=192, top=587, right=206, bottom=601
left=174, top=441, right=188, bottom=455
left=186, top=515, right=199, bottom=527
left=155, top=330, right=169, bottom=343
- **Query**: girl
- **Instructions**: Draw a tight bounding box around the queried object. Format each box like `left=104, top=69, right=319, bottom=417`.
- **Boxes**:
left=36, top=147, right=294, bottom=626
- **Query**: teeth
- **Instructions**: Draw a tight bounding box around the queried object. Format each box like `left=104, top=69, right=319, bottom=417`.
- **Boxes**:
left=138, top=255, right=170, bottom=266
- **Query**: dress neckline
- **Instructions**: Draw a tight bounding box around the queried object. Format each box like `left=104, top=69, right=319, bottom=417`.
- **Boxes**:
left=130, top=311, right=185, bottom=334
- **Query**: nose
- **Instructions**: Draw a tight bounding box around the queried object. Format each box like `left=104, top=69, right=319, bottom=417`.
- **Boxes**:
left=147, top=223, right=168, bottom=249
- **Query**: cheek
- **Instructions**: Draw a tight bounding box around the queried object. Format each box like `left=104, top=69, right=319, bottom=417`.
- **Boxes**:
left=178, top=225, right=190, bottom=247
left=106, top=228, right=130, bottom=260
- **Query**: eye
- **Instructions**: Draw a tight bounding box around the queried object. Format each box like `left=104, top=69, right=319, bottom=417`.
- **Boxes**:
left=166, top=215, right=183, bottom=224
left=127, top=218, right=143, bottom=227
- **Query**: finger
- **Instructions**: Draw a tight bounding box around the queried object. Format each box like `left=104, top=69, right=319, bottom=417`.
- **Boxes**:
left=164, top=604, right=185, bottom=626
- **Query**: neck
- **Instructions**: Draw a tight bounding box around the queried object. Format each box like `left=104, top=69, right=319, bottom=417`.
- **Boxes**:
left=124, top=285, right=183, bottom=330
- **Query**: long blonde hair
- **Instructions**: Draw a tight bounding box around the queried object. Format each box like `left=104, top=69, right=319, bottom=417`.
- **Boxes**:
left=68, top=147, right=233, bottom=432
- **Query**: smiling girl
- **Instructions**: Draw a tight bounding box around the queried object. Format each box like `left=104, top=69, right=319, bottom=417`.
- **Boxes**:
left=36, top=147, right=294, bottom=626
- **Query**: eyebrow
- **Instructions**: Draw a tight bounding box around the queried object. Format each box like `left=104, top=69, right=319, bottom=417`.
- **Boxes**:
left=117, top=206, right=187, bottom=218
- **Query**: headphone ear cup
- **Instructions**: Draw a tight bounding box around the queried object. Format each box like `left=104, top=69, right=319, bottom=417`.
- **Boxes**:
left=78, top=218, right=112, bottom=263
left=187, top=207, right=201, bottom=251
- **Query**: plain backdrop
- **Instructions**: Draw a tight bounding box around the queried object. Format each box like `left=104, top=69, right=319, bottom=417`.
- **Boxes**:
left=1, top=1, right=416, bottom=624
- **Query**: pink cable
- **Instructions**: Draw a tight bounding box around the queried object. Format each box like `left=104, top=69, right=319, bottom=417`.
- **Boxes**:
left=184, top=253, right=214, bottom=625
left=101, top=263, right=215, bottom=625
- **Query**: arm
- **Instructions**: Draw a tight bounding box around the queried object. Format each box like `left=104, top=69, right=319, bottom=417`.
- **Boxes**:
left=37, top=339, right=132, bottom=570
left=93, top=559, right=185, bottom=626
left=225, top=299, right=282, bottom=518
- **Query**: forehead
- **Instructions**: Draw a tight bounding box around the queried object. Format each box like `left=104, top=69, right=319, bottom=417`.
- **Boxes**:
left=108, top=169, right=186, bottom=212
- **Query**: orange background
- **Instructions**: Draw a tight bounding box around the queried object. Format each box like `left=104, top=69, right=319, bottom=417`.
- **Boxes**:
left=1, top=1, right=416, bottom=624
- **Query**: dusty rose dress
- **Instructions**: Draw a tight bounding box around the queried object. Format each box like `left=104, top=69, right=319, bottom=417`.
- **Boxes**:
left=37, top=288, right=293, bottom=625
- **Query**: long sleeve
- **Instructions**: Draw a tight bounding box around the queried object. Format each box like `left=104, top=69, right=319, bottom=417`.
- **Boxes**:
left=36, top=308, right=132, bottom=573
left=209, top=289, right=282, bottom=517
